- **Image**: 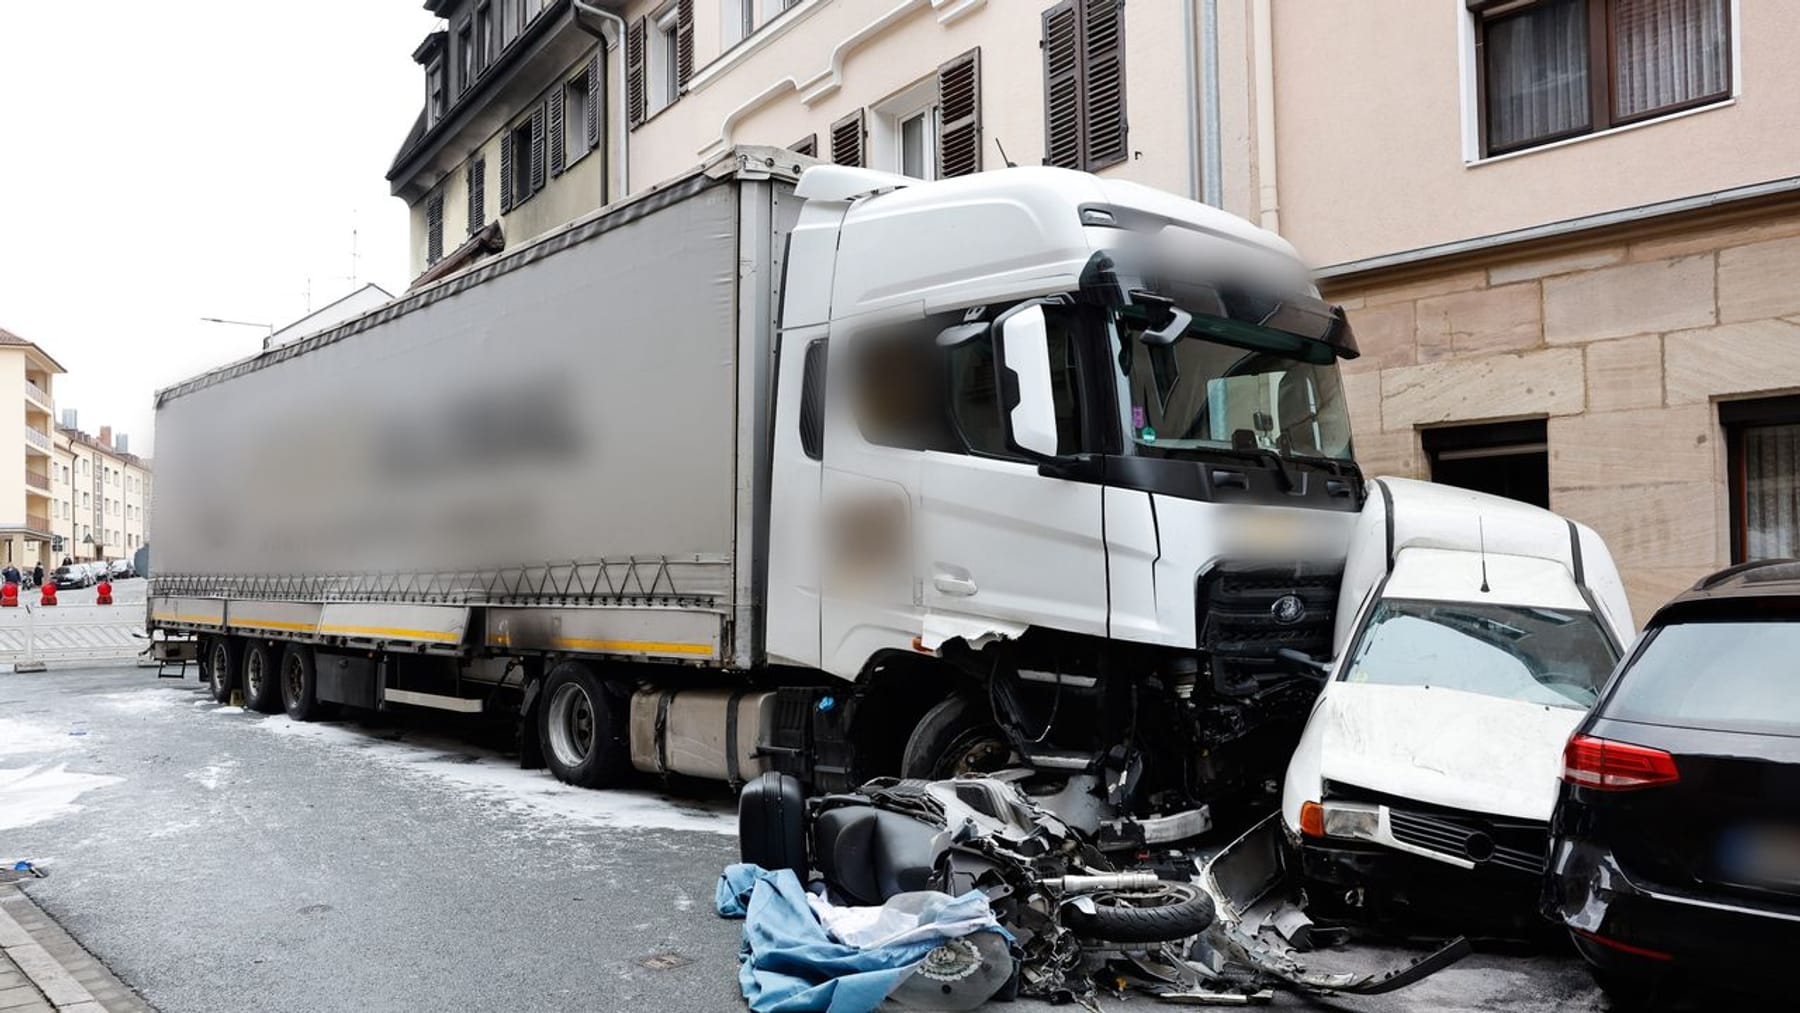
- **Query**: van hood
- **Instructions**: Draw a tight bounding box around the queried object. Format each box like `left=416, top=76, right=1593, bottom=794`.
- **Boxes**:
left=1315, top=681, right=1584, bottom=822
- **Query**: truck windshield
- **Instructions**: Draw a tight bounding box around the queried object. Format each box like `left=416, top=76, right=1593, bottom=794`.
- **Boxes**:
left=1341, top=599, right=1619, bottom=709
left=1110, top=303, right=1353, bottom=463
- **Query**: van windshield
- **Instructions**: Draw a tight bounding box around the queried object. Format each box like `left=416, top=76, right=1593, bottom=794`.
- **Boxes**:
left=1110, top=303, right=1353, bottom=463
left=1342, top=598, right=1619, bottom=709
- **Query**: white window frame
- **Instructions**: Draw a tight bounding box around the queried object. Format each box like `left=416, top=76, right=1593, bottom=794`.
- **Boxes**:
left=565, top=71, right=593, bottom=165
left=649, top=5, right=681, bottom=115
left=1458, top=0, right=1742, bottom=166
left=870, top=76, right=938, bottom=181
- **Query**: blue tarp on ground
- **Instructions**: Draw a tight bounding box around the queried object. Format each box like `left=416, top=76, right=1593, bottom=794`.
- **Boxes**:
left=715, top=863, right=1004, bottom=1013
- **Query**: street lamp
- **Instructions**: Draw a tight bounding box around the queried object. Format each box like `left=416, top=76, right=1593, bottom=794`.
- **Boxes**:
left=200, top=316, right=277, bottom=350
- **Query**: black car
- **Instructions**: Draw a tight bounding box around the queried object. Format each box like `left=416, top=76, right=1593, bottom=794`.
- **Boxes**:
left=1544, top=559, right=1800, bottom=1002
left=52, top=565, right=91, bottom=589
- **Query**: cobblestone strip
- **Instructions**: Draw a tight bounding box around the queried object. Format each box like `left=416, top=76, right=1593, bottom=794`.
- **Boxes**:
left=0, top=887, right=153, bottom=1013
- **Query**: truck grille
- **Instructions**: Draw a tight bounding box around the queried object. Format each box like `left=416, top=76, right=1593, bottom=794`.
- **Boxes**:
left=1196, top=565, right=1340, bottom=659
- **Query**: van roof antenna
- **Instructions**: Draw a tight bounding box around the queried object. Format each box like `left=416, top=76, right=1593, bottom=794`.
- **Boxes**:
left=1478, top=516, right=1491, bottom=594
left=994, top=137, right=1018, bottom=169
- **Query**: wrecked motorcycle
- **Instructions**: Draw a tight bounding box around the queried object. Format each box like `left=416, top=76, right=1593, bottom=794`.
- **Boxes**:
left=738, top=772, right=1469, bottom=1007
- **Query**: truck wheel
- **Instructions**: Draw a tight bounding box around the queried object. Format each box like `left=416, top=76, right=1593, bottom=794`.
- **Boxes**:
left=204, top=637, right=240, bottom=704
left=901, top=694, right=1010, bottom=779
left=537, top=662, right=631, bottom=789
left=280, top=645, right=332, bottom=722
left=241, top=641, right=282, bottom=714
left=1063, top=882, right=1216, bottom=943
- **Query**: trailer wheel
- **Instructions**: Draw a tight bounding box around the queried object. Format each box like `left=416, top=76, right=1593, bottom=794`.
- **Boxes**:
left=280, top=645, right=332, bottom=722
left=538, top=662, right=631, bottom=789
left=241, top=641, right=282, bottom=714
left=901, top=694, right=1011, bottom=780
left=203, top=637, right=240, bottom=704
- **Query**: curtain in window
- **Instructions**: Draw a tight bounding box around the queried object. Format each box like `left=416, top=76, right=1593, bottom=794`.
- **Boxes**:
left=1485, top=0, right=1589, bottom=151
left=1613, top=0, right=1729, bottom=119
left=1744, top=423, right=1800, bottom=560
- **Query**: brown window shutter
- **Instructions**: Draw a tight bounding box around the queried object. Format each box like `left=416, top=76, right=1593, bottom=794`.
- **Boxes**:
left=426, top=192, right=445, bottom=265
left=586, top=55, right=602, bottom=147
left=1041, top=0, right=1082, bottom=169
left=549, top=86, right=567, bottom=177
left=789, top=134, right=817, bottom=157
left=529, top=102, right=547, bottom=192
left=936, top=48, right=981, bottom=178
left=627, top=17, right=646, bottom=128
left=499, top=134, right=515, bottom=211
left=1080, top=0, right=1127, bottom=170
left=677, top=0, right=695, bottom=91
left=467, top=156, right=485, bottom=234
left=830, top=109, right=865, bottom=167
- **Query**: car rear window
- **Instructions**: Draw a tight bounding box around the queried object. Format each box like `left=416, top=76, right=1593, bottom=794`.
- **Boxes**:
left=1602, top=620, right=1800, bottom=736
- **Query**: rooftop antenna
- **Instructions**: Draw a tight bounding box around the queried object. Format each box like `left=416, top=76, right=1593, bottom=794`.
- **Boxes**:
left=1478, top=516, right=1491, bottom=594
left=994, top=137, right=1018, bottom=169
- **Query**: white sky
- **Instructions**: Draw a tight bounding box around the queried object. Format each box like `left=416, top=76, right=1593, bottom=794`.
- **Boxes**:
left=0, top=1, right=439, bottom=456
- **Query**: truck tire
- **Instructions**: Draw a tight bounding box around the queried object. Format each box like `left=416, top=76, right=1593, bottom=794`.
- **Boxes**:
left=203, top=637, right=240, bottom=704
left=901, top=694, right=1010, bottom=779
left=1063, top=882, right=1216, bottom=944
left=280, top=645, right=333, bottom=722
left=537, top=661, right=631, bottom=789
left=738, top=772, right=808, bottom=877
left=241, top=641, right=282, bottom=714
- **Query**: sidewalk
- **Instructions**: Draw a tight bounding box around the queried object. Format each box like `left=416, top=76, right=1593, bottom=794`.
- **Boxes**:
left=0, top=885, right=151, bottom=1013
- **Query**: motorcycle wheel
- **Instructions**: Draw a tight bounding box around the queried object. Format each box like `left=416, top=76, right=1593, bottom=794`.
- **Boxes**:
left=1063, top=881, right=1216, bottom=944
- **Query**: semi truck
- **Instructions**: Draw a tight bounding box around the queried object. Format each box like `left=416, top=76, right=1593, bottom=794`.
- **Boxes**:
left=148, top=146, right=1364, bottom=832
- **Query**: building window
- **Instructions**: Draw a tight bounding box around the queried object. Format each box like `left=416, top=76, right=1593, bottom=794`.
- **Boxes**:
left=1422, top=419, right=1550, bottom=508
left=477, top=1, right=495, bottom=70
left=1474, top=0, right=1731, bottom=157
left=789, top=134, right=817, bottom=157
left=426, top=57, right=447, bottom=124
left=1041, top=0, right=1127, bottom=172
left=652, top=6, right=682, bottom=115
left=457, top=19, right=474, bottom=94
left=564, top=72, right=593, bottom=165
left=722, top=0, right=756, bottom=49
left=1724, top=397, right=1800, bottom=562
left=873, top=78, right=938, bottom=180
left=467, top=156, right=486, bottom=235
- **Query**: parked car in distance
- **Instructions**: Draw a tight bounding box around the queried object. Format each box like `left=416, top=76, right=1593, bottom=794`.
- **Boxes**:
left=53, top=564, right=92, bottom=589
left=108, top=558, right=133, bottom=579
left=1545, top=558, right=1800, bottom=1002
left=1282, top=479, right=1634, bottom=926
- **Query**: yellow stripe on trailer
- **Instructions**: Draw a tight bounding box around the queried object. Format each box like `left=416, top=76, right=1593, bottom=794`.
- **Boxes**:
left=318, top=623, right=461, bottom=643
left=225, top=618, right=318, bottom=632
left=484, top=634, right=713, bottom=657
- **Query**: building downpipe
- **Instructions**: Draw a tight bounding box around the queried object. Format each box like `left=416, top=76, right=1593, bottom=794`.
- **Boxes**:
left=572, top=0, right=630, bottom=201
left=1182, top=0, right=1201, bottom=201
left=1251, top=0, right=1279, bottom=232
left=1200, top=0, right=1222, bottom=208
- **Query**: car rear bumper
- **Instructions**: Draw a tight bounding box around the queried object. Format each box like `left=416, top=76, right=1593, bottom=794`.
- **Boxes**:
left=1546, top=838, right=1800, bottom=980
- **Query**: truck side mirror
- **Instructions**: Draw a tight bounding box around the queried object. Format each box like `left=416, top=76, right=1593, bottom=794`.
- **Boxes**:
left=998, top=304, right=1060, bottom=459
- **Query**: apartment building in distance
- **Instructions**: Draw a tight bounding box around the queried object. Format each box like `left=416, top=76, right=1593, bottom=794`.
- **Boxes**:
left=0, top=328, right=64, bottom=570
left=390, top=0, right=1799, bottom=618
left=53, top=414, right=151, bottom=566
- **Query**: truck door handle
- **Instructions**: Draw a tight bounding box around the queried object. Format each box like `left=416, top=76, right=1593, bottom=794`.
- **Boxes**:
left=933, top=574, right=978, bottom=596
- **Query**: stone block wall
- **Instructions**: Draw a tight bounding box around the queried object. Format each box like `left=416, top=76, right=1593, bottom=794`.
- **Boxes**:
left=1323, top=207, right=1800, bottom=624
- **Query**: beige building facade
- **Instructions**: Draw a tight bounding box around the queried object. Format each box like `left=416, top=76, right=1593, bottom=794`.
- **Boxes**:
left=0, top=329, right=64, bottom=570
left=390, top=0, right=1795, bottom=619
left=55, top=423, right=151, bottom=566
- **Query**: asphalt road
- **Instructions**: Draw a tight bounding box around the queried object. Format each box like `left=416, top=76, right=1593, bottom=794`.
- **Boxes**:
left=0, top=666, right=1625, bottom=1013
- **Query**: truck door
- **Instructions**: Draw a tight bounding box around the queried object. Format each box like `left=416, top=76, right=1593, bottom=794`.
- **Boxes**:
left=917, top=305, right=1108, bottom=639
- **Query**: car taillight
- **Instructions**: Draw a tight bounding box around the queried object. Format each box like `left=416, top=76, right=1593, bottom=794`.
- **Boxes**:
left=1563, top=734, right=1680, bottom=790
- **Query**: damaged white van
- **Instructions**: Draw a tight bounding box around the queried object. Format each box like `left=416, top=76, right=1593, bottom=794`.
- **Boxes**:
left=1280, top=478, right=1634, bottom=919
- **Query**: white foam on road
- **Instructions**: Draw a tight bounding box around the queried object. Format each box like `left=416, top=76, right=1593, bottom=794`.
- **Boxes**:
left=97, top=689, right=188, bottom=714
left=254, top=716, right=736, bottom=836
left=0, top=716, right=83, bottom=757
left=0, top=763, right=123, bottom=830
